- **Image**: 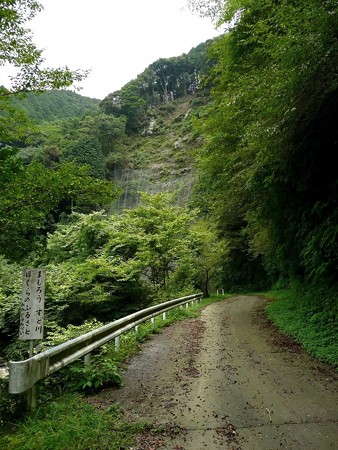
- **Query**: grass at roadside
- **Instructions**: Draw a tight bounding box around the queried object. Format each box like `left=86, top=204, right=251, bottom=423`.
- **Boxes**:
left=0, top=294, right=225, bottom=449
left=5, top=288, right=335, bottom=449
left=263, top=287, right=337, bottom=368
left=0, top=394, right=143, bottom=450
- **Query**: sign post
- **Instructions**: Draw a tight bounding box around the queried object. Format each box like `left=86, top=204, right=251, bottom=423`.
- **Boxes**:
left=19, top=268, right=45, bottom=409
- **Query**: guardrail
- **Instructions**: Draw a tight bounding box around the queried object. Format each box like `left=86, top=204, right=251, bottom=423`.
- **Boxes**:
left=9, top=293, right=203, bottom=398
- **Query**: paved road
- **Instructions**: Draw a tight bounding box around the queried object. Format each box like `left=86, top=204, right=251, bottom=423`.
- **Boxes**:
left=92, top=296, right=338, bottom=449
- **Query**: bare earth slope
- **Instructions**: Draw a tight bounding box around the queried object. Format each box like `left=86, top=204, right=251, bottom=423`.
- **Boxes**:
left=90, top=296, right=338, bottom=449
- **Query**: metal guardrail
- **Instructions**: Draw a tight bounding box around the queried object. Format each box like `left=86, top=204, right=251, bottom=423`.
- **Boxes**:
left=9, top=293, right=202, bottom=395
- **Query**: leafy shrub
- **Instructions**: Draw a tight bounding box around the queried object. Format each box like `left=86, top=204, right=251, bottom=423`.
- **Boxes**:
left=43, top=319, right=103, bottom=348
left=67, top=358, right=121, bottom=391
left=45, top=211, right=110, bottom=264
left=0, top=377, right=26, bottom=426
left=44, top=261, right=120, bottom=326
left=37, top=321, right=121, bottom=394
left=3, top=340, right=30, bottom=362
left=266, top=284, right=338, bottom=366
left=0, top=257, right=22, bottom=339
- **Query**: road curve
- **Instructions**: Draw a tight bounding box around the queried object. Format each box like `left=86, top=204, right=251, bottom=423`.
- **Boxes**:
left=91, top=296, right=338, bottom=449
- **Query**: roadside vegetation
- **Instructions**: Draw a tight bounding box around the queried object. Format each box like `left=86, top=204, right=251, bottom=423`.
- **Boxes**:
left=2, top=287, right=335, bottom=448
left=1, top=394, right=143, bottom=450
left=265, top=287, right=337, bottom=368
left=0, top=296, right=223, bottom=448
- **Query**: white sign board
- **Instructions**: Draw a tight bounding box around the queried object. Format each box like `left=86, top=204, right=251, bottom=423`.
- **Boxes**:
left=19, top=269, right=45, bottom=341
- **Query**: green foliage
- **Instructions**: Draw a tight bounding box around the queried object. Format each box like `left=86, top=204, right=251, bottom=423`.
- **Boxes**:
left=188, top=0, right=224, bottom=22
left=192, top=220, right=230, bottom=296
left=0, top=257, right=21, bottom=339
left=29, top=112, right=128, bottom=177
left=219, top=247, right=271, bottom=293
left=10, top=90, right=100, bottom=123
left=67, top=358, right=121, bottom=391
left=62, top=135, right=106, bottom=179
left=0, top=159, right=117, bottom=260
left=265, top=285, right=338, bottom=367
left=0, top=1, right=87, bottom=95
left=100, top=82, right=147, bottom=133
left=103, top=192, right=198, bottom=291
left=42, top=213, right=145, bottom=325
left=0, top=378, right=26, bottom=426
left=41, top=325, right=122, bottom=392
left=42, top=260, right=121, bottom=326
left=194, top=0, right=338, bottom=290
left=0, top=394, right=143, bottom=449
left=0, top=95, right=37, bottom=144
left=0, top=2, right=108, bottom=266
left=46, top=211, right=110, bottom=263
left=100, top=39, right=215, bottom=132
left=17, top=146, right=45, bottom=165
left=36, top=194, right=202, bottom=327
left=43, top=320, right=104, bottom=348
left=81, top=113, right=127, bottom=156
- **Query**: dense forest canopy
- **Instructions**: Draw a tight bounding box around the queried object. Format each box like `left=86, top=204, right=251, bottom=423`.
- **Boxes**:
left=192, top=0, right=338, bottom=291
left=10, top=90, right=100, bottom=123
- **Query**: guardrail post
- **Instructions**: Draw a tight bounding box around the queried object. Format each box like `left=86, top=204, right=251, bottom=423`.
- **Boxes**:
left=186, top=302, right=189, bottom=309
left=135, top=325, right=139, bottom=333
left=84, top=352, right=91, bottom=367
left=151, top=317, right=155, bottom=326
left=162, top=312, right=166, bottom=321
left=115, top=336, right=120, bottom=350
left=27, top=385, right=37, bottom=411
left=26, top=341, right=37, bottom=411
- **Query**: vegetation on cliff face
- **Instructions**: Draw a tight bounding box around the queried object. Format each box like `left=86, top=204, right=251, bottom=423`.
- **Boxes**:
left=100, top=40, right=214, bottom=133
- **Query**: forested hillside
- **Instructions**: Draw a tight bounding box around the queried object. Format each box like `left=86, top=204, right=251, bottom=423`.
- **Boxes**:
left=0, top=26, right=220, bottom=377
left=0, top=1, right=337, bottom=421
left=11, top=90, right=100, bottom=123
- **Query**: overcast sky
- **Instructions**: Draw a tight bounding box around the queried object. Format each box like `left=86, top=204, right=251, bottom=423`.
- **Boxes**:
left=1, top=0, right=221, bottom=99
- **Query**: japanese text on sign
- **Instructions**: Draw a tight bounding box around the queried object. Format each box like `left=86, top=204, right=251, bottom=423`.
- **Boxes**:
left=19, top=269, right=45, bottom=341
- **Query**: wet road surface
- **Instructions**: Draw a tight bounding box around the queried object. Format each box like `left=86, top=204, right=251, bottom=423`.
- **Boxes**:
left=91, top=296, right=338, bottom=449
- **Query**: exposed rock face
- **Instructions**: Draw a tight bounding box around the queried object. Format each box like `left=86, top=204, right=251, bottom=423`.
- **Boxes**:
left=111, top=95, right=205, bottom=211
